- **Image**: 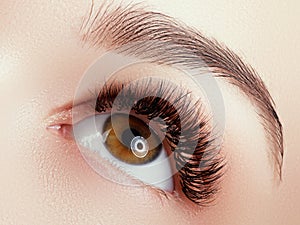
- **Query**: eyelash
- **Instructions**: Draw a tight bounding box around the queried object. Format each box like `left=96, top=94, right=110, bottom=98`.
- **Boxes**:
left=89, top=77, right=225, bottom=206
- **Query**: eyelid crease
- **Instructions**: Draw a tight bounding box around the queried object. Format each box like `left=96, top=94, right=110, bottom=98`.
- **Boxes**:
left=79, top=1, right=283, bottom=180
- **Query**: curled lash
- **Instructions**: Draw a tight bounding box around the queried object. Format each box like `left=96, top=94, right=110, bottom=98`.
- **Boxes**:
left=93, top=77, right=225, bottom=206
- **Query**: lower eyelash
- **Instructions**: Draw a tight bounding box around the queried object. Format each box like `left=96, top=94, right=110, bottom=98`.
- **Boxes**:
left=92, top=77, right=225, bottom=205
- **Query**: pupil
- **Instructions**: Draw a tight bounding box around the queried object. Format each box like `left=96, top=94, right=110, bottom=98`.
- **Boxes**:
left=121, top=128, right=141, bottom=148
left=136, top=142, right=143, bottom=150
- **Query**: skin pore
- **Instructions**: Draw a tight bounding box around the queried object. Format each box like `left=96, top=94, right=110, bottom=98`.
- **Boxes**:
left=0, top=0, right=299, bottom=224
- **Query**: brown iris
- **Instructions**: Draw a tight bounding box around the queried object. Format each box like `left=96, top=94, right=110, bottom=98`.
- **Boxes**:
left=102, top=114, right=162, bottom=165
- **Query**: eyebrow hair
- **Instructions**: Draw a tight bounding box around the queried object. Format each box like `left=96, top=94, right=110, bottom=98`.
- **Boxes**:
left=79, top=1, right=283, bottom=179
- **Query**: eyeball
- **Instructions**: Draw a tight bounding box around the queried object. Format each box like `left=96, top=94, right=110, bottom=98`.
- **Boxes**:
left=73, top=113, right=174, bottom=192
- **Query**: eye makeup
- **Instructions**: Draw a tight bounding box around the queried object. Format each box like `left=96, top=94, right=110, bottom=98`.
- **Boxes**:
left=88, top=76, right=225, bottom=206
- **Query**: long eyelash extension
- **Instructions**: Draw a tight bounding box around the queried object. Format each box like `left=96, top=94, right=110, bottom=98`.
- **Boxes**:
left=93, top=77, right=225, bottom=206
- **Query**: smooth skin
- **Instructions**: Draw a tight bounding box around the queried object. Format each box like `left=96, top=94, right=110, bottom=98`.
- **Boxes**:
left=0, top=0, right=299, bottom=224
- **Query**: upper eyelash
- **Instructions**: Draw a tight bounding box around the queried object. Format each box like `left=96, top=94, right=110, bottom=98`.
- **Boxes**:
left=90, top=77, right=225, bottom=206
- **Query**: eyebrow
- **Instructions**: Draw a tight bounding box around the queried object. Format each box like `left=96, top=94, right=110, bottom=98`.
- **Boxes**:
left=79, top=1, right=283, bottom=179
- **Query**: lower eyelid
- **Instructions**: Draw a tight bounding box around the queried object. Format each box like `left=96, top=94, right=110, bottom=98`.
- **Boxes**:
left=77, top=142, right=146, bottom=185
left=79, top=143, right=176, bottom=204
left=77, top=139, right=176, bottom=206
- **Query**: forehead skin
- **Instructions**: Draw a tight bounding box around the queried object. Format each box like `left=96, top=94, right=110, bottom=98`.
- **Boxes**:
left=0, top=0, right=299, bottom=224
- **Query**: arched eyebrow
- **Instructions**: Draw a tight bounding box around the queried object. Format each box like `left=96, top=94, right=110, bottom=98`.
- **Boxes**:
left=79, top=1, right=283, bottom=179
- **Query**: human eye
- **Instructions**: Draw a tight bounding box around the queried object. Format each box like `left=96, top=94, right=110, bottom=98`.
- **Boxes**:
left=47, top=51, right=225, bottom=206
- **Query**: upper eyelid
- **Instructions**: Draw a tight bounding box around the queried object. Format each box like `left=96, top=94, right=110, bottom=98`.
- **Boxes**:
left=79, top=1, right=283, bottom=180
